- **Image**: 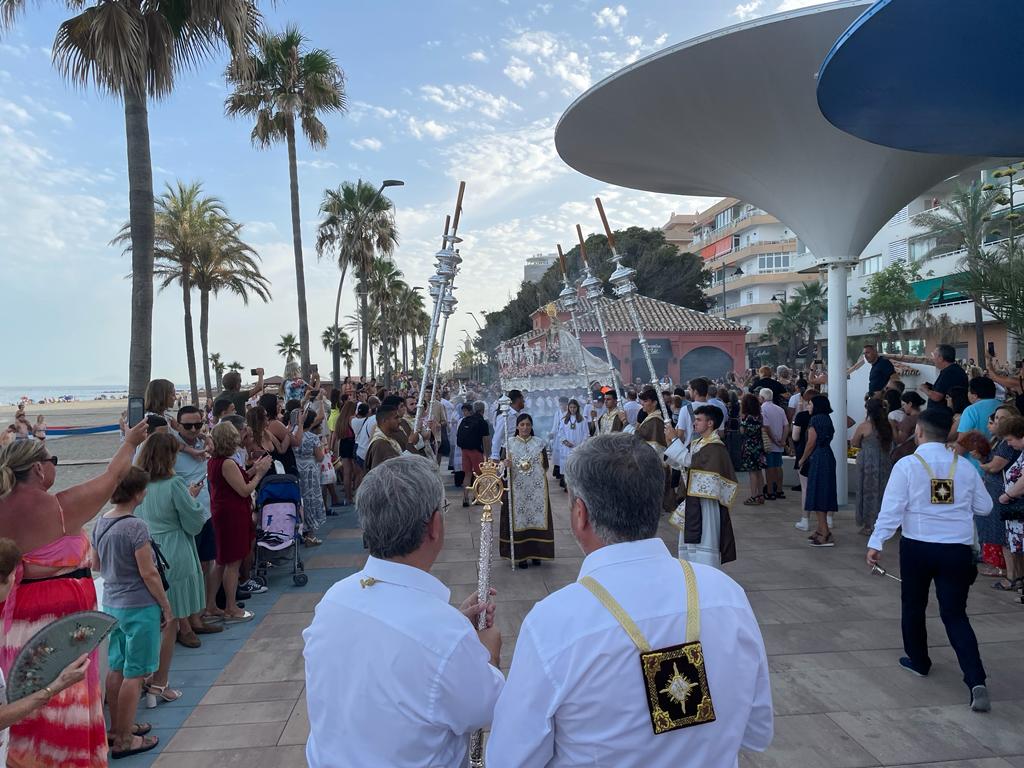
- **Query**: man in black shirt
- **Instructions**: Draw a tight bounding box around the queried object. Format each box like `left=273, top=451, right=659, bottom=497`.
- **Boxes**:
left=923, top=344, right=968, bottom=410
left=748, top=365, right=787, bottom=407
left=864, top=344, right=896, bottom=399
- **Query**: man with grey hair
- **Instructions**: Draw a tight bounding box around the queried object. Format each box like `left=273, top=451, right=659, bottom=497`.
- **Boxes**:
left=303, top=454, right=503, bottom=767
left=487, top=433, right=772, bottom=767
left=759, top=387, right=787, bottom=500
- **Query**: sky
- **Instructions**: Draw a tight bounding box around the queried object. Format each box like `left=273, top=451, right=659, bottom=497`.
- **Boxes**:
left=0, top=0, right=829, bottom=386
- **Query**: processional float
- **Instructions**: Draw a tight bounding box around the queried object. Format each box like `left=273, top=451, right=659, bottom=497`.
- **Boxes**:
left=556, top=243, right=593, bottom=409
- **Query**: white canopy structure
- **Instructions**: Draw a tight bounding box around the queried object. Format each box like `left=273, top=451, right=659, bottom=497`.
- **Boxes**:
left=554, top=0, right=983, bottom=502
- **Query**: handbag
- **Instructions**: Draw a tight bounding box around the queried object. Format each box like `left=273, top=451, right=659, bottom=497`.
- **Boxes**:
left=320, top=452, right=337, bottom=485
left=94, top=515, right=170, bottom=590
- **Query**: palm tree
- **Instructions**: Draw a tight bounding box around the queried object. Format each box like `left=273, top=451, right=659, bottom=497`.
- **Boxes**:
left=316, top=180, right=399, bottom=380
left=226, top=25, right=346, bottom=380
left=192, top=221, right=270, bottom=399
left=112, top=180, right=228, bottom=405
left=913, top=182, right=1000, bottom=369
left=277, top=333, right=300, bottom=363
left=227, top=361, right=244, bottom=373
left=393, top=285, right=426, bottom=372
left=791, top=281, right=827, bottom=361
left=761, top=298, right=804, bottom=368
left=321, top=326, right=356, bottom=379
left=210, top=353, right=225, bottom=391
left=1, top=1, right=259, bottom=399
left=361, top=258, right=406, bottom=386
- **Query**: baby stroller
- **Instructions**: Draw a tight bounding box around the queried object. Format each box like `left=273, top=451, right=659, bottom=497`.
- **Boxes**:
left=253, top=474, right=308, bottom=587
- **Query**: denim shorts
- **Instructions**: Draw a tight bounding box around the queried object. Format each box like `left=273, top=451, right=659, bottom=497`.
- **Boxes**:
left=106, top=604, right=161, bottom=678
left=765, top=451, right=783, bottom=468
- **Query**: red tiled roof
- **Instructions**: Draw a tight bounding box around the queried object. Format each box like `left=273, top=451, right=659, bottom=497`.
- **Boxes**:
left=570, top=295, right=746, bottom=334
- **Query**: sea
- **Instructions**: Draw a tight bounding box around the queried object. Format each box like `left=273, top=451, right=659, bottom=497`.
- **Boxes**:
left=0, top=386, right=129, bottom=406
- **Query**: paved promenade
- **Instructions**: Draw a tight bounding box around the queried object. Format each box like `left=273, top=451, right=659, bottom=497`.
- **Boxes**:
left=119, top=478, right=1024, bottom=768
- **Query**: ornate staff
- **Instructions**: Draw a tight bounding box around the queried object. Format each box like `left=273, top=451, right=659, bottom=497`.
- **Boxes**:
left=576, top=224, right=625, bottom=404
left=498, top=394, right=517, bottom=572
left=413, top=182, right=465, bottom=434
left=430, top=284, right=458, bottom=408
left=467, top=460, right=504, bottom=767
left=556, top=243, right=592, bottom=407
left=595, top=197, right=673, bottom=428
left=870, top=564, right=902, bottom=583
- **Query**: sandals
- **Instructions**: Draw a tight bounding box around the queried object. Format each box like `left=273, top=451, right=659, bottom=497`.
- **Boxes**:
left=176, top=633, right=200, bottom=649
left=809, top=532, right=835, bottom=547
left=144, top=683, right=182, bottom=709
left=107, top=723, right=151, bottom=745
left=111, top=734, right=159, bottom=759
left=743, top=495, right=765, bottom=506
left=222, top=609, right=255, bottom=624
left=302, top=534, right=323, bottom=547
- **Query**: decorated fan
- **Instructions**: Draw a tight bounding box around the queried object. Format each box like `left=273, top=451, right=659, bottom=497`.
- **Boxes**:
left=7, top=611, right=116, bottom=702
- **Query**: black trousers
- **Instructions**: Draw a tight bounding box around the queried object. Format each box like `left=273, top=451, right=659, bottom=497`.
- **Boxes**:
left=899, top=536, right=986, bottom=688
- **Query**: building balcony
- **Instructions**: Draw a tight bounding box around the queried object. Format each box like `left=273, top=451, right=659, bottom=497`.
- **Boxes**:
left=703, top=238, right=799, bottom=268
left=692, top=211, right=778, bottom=248
left=706, top=269, right=818, bottom=295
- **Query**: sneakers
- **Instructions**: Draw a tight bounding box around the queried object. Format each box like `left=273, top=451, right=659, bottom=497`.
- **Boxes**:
left=794, top=519, right=810, bottom=531
left=898, top=657, right=928, bottom=677
left=970, top=685, right=991, bottom=712
left=240, top=579, right=268, bottom=595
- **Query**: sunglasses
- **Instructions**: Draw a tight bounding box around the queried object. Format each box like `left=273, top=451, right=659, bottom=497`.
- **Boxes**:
left=181, top=423, right=203, bottom=430
left=41, top=456, right=58, bottom=466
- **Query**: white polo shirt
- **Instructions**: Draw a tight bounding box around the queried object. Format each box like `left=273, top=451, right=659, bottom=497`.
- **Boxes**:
left=486, top=538, right=773, bottom=767
left=303, top=557, right=504, bottom=767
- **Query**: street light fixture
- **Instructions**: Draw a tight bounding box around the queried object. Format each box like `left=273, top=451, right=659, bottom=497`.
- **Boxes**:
left=466, top=311, right=483, bottom=330
left=332, top=179, right=405, bottom=390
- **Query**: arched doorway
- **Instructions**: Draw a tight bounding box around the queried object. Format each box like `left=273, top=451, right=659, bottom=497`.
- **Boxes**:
left=631, top=338, right=672, bottom=380
left=679, top=346, right=734, bottom=384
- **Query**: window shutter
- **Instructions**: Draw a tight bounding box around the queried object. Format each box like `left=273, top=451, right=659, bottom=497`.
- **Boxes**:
left=887, top=239, right=909, bottom=265
left=888, top=206, right=909, bottom=226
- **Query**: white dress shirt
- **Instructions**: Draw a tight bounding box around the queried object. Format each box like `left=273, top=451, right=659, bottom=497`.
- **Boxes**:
left=868, top=442, right=993, bottom=552
left=486, top=538, right=773, bottom=768
left=623, top=399, right=642, bottom=426
left=303, top=557, right=504, bottom=768
left=490, top=406, right=520, bottom=459
left=675, top=401, right=697, bottom=444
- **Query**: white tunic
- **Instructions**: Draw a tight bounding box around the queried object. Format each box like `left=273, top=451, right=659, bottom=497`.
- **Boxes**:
left=490, top=406, right=521, bottom=460
left=303, top=557, right=504, bottom=767
left=556, top=416, right=590, bottom=465
left=486, top=538, right=773, bottom=768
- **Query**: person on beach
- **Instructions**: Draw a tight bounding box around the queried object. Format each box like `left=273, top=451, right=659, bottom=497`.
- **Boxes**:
left=92, top=467, right=171, bottom=758
left=0, top=419, right=148, bottom=768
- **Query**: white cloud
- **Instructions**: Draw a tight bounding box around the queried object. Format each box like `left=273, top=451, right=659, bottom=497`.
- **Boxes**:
left=506, top=31, right=591, bottom=95
left=0, top=99, right=31, bottom=123
left=420, top=84, right=521, bottom=120
left=503, top=57, right=535, bottom=88
left=407, top=117, right=454, bottom=141
left=732, top=0, right=764, bottom=19
left=593, top=5, right=628, bottom=30
left=654, top=33, right=669, bottom=46
left=776, top=0, right=832, bottom=10
left=296, top=158, right=338, bottom=170
left=349, top=101, right=399, bottom=123
left=349, top=137, right=383, bottom=152
left=466, top=50, right=489, bottom=63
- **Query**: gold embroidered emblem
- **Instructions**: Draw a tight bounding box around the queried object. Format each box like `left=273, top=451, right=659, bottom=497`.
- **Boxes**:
left=641, top=642, right=716, bottom=734
left=931, top=479, right=954, bottom=504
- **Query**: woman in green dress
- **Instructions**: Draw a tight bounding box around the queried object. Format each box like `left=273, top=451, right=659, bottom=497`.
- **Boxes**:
left=134, top=433, right=207, bottom=707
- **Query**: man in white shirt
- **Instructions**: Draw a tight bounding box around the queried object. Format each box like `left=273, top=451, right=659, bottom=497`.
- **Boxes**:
left=303, top=454, right=504, bottom=767
left=622, top=389, right=642, bottom=427
left=487, top=433, right=773, bottom=767
left=675, top=377, right=716, bottom=445
left=867, top=408, right=992, bottom=712
left=489, top=389, right=524, bottom=460
left=582, top=391, right=606, bottom=424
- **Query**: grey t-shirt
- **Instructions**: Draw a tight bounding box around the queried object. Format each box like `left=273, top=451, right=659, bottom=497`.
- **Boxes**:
left=93, top=515, right=157, bottom=609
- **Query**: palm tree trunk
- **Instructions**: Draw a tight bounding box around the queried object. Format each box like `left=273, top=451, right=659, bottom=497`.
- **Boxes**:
left=124, top=88, right=155, bottom=398
left=182, top=271, right=199, bottom=406
left=200, top=288, right=213, bottom=403
left=359, top=290, right=369, bottom=380
left=973, top=302, right=987, bottom=370
left=402, top=334, right=408, bottom=372
left=412, top=333, right=418, bottom=371
left=285, top=118, right=311, bottom=379
left=332, top=263, right=348, bottom=389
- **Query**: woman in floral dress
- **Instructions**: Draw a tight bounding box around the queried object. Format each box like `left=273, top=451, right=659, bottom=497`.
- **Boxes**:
left=737, top=394, right=767, bottom=505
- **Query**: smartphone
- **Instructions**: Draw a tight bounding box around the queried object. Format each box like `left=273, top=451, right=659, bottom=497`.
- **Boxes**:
left=195, top=475, right=207, bottom=490
left=127, top=397, right=145, bottom=428
left=250, top=368, right=258, bottom=376
left=813, top=359, right=823, bottom=367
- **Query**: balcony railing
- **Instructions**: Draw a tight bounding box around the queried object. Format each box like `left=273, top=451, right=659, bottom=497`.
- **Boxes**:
left=691, top=207, right=768, bottom=246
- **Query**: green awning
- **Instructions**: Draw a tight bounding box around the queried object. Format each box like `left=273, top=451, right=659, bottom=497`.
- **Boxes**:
left=911, top=275, right=966, bottom=304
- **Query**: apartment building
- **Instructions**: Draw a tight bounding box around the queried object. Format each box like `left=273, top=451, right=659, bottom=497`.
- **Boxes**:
left=683, top=198, right=818, bottom=354
left=523, top=253, right=557, bottom=284
left=662, top=212, right=697, bottom=252
left=842, top=168, right=1014, bottom=363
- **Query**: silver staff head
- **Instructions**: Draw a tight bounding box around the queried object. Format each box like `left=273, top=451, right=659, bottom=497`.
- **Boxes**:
left=558, top=277, right=578, bottom=311
left=497, top=394, right=512, bottom=415
left=608, top=253, right=638, bottom=298
left=428, top=272, right=445, bottom=299
left=580, top=267, right=603, bottom=300
left=441, top=287, right=458, bottom=317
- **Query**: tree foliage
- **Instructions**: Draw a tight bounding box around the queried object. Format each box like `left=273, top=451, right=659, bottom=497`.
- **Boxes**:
left=475, top=226, right=708, bottom=360
left=855, top=262, right=923, bottom=353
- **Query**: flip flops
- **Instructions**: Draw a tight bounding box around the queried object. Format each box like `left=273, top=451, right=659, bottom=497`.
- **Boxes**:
left=222, top=609, right=255, bottom=623
left=110, top=734, right=159, bottom=760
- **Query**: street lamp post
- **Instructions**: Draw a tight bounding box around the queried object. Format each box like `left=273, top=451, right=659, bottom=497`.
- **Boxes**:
left=332, top=179, right=404, bottom=391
